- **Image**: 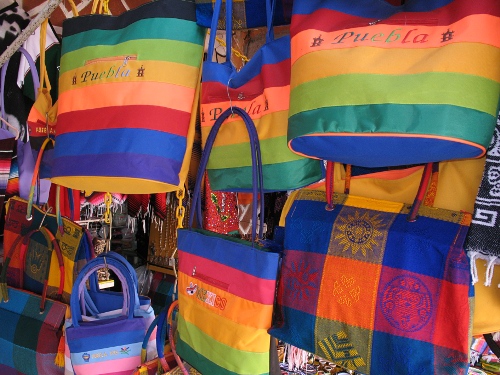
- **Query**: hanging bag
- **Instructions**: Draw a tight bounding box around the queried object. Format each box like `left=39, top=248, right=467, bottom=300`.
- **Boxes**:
left=0, top=226, right=66, bottom=375
left=201, top=0, right=323, bottom=192
left=269, top=162, right=474, bottom=374
left=287, top=0, right=500, bottom=167
left=176, top=106, right=281, bottom=374
left=52, top=0, right=205, bottom=194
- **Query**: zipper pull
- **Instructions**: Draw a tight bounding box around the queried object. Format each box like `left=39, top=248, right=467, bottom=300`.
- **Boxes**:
left=192, top=266, right=196, bottom=276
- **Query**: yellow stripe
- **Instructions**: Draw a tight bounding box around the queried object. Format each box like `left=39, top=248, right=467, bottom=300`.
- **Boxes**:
left=59, top=60, right=200, bottom=93
left=291, top=43, right=500, bottom=89
left=57, top=81, right=195, bottom=114
left=178, top=292, right=271, bottom=352
left=200, top=110, right=288, bottom=147
left=343, top=195, right=404, bottom=213
left=178, top=272, right=274, bottom=329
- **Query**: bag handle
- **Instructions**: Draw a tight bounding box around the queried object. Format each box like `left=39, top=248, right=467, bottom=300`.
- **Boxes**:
left=207, top=0, right=276, bottom=66
left=325, top=161, right=438, bottom=221
left=189, top=106, right=265, bottom=242
left=0, top=226, right=65, bottom=312
left=137, top=307, right=172, bottom=372
left=70, top=254, right=137, bottom=326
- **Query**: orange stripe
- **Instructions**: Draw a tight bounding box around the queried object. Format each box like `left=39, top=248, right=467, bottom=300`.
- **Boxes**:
left=292, top=14, right=500, bottom=64
left=58, top=81, right=195, bottom=114
left=178, top=272, right=274, bottom=329
left=200, top=85, right=290, bottom=127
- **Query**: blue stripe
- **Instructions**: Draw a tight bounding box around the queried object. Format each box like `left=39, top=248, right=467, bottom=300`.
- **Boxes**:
left=177, top=229, right=280, bottom=281
left=70, top=342, right=142, bottom=365
left=52, top=152, right=182, bottom=185
left=292, top=0, right=454, bottom=17
left=54, top=128, right=187, bottom=161
left=203, top=35, right=290, bottom=86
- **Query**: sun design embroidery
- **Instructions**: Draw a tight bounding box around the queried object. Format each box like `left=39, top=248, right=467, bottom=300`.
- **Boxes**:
left=335, top=210, right=384, bottom=256
left=285, top=259, right=320, bottom=303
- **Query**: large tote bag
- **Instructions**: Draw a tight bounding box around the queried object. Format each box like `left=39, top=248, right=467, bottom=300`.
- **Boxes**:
left=177, top=107, right=281, bottom=375
left=269, top=162, right=474, bottom=375
left=287, top=0, right=500, bottom=167
left=201, top=0, right=323, bottom=192
left=52, top=0, right=205, bottom=194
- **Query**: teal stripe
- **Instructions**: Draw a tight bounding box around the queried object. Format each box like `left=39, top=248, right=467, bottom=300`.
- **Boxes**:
left=207, top=158, right=324, bottom=192
left=287, top=103, right=497, bottom=150
left=61, top=18, right=204, bottom=55
left=290, top=72, right=500, bottom=117
left=60, top=39, right=203, bottom=73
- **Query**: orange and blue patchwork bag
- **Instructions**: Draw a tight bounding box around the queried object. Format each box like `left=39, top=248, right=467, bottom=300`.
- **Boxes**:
left=269, top=162, right=474, bottom=375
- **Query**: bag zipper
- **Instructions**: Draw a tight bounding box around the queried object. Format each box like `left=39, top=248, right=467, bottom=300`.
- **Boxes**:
left=192, top=266, right=230, bottom=291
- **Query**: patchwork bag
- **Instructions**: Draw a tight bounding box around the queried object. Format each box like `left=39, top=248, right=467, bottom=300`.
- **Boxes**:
left=287, top=0, right=500, bottom=167
left=201, top=0, right=323, bottom=192
left=52, top=0, right=205, bottom=194
left=0, top=226, right=66, bottom=375
left=269, top=162, right=474, bottom=375
left=65, top=255, right=149, bottom=375
left=177, top=107, right=281, bottom=375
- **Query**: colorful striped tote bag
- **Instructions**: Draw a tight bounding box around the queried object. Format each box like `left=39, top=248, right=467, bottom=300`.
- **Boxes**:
left=287, top=0, right=500, bottom=167
left=52, top=0, right=205, bottom=194
left=201, top=0, right=323, bottom=192
left=177, top=107, right=281, bottom=375
left=269, top=163, right=474, bottom=374
left=65, top=255, right=148, bottom=375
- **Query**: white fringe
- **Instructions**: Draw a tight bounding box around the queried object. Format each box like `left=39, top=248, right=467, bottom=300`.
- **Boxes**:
left=469, top=251, right=480, bottom=285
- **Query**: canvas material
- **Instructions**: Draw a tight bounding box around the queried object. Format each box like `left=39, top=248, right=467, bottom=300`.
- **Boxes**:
left=270, top=189, right=474, bottom=375
left=287, top=0, right=500, bottom=167
left=201, top=0, right=323, bottom=192
left=52, top=0, right=205, bottom=194
left=4, top=196, right=91, bottom=304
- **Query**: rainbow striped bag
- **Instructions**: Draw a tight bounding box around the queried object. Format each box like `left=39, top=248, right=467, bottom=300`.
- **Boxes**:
left=52, top=0, right=205, bottom=194
left=201, top=0, right=323, bottom=192
left=287, top=0, right=500, bottom=167
left=177, top=107, right=281, bottom=375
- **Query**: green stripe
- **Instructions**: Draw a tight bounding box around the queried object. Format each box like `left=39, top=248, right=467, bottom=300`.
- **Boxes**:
left=290, top=72, right=500, bottom=117
left=207, top=158, right=324, bottom=192
left=60, top=39, right=203, bottom=73
left=176, top=315, right=270, bottom=375
left=288, top=103, right=497, bottom=150
left=61, top=18, right=204, bottom=55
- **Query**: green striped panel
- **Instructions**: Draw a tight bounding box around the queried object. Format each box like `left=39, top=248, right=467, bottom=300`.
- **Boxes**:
left=207, top=158, right=324, bottom=192
left=287, top=103, right=497, bottom=150
left=61, top=18, right=204, bottom=55
left=60, top=39, right=203, bottom=74
left=290, top=72, right=500, bottom=118
left=177, top=315, right=270, bottom=375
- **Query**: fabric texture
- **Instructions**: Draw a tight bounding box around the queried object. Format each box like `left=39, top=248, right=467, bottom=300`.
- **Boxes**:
left=201, top=0, right=323, bottom=192
left=287, top=0, right=500, bottom=167
left=52, top=0, right=205, bottom=194
left=270, top=179, right=474, bottom=374
left=465, top=112, right=500, bottom=286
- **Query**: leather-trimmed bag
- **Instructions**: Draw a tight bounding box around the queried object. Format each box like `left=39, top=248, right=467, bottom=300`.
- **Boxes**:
left=287, top=0, right=500, bottom=167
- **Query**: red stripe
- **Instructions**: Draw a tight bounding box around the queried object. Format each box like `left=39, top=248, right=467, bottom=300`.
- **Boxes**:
left=178, top=251, right=277, bottom=305
left=201, top=58, right=290, bottom=103
left=57, top=105, right=191, bottom=136
left=291, top=0, right=500, bottom=35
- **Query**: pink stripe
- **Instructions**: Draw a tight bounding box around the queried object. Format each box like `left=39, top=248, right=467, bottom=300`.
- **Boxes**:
left=72, top=356, right=140, bottom=375
left=178, top=251, right=277, bottom=305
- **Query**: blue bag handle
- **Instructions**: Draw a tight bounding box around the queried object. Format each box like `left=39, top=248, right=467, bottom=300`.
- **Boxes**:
left=207, top=0, right=276, bottom=66
left=70, top=255, right=137, bottom=327
left=189, top=106, right=264, bottom=243
left=84, top=251, right=142, bottom=316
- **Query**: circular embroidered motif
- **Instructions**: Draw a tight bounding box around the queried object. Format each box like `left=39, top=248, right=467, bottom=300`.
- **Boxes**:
left=381, top=275, right=432, bottom=332
left=345, top=218, right=373, bottom=244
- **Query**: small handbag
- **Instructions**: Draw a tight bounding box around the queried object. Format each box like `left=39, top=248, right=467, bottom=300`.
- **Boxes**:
left=287, top=0, right=500, bottom=167
left=269, top=162, right=474, bottom=374
left=201, top=0, right=323, bottom=192
left=177, top=107, right=281, bottom=375
left=65, top=255, right=150, bottom=375
left=52, top=0, right=205, bottom=194
left=0, top=226, right=66, bottom=375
